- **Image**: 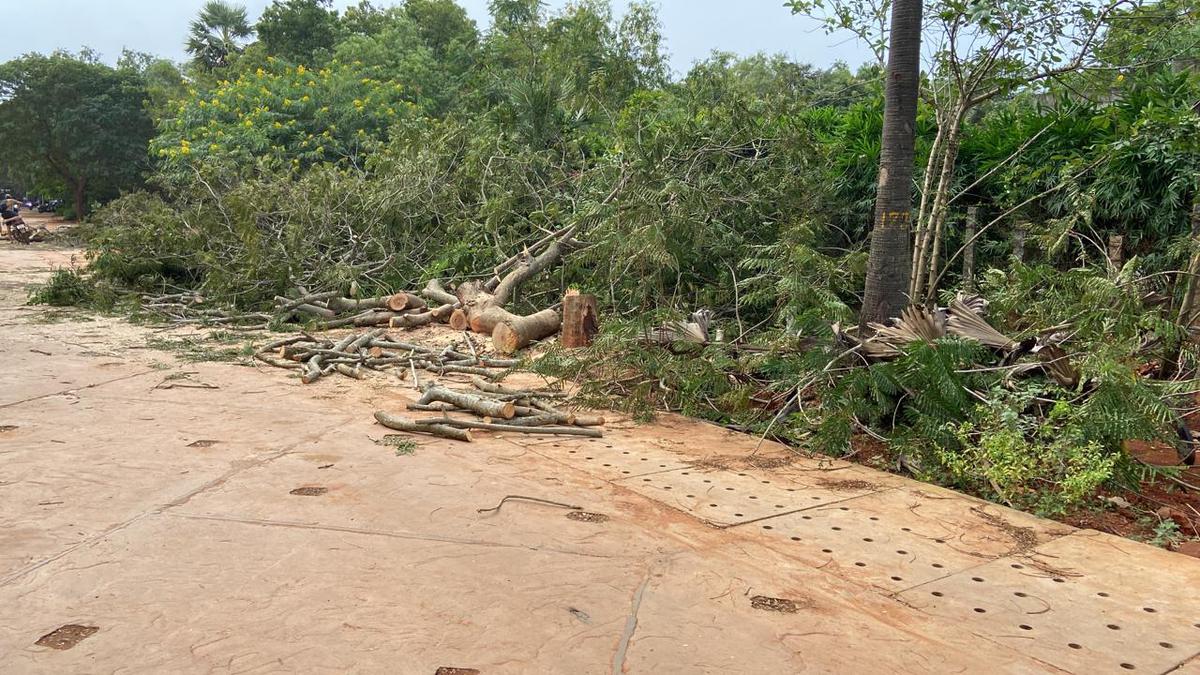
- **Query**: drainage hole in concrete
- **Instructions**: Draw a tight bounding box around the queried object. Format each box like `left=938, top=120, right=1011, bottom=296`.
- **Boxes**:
left=1107, top=624, right=1121, bottom=630
left=750, top=595, right=802, bottom=614
left=1019, top=625, right=1033, bottom=631
left=839, top=507, right=849, bottom=511
left=1098, top=592, right=1110, bottom=597
left=734, top=513, right=744, bottom=517
left=1052, top=578, right=1065, bottom=583
left=790, top=536, right=801, bottom=541
left=640, top=458, right=648, bottom=461
left=435, top=668, right=480, bottom=675
left=1120, top=664, right=1135, bottom=670
left=738, top=473, right=747, bottom=476
left=1068, top=643, right=1082, bottom=650
left=762, top=525, right=773, bottom=530
left=585, top=456, right=593, bottom=460
left=643, top=478, right=652, bottom=482
left=775, top=504, right=784, bottom=508
left=890, top=576, right=903, bottom=581
left=1160, top=642, right=1174, bottom=649
left=703, top=479, right=712, bottom=483
left=290, top=486, right=327, bottom=496
left=686, top=494, right=695, bottom=498
left=896, top=549, right=909, bottom=555
left=761, top=480, right=770, bottom=484
left=869, top=516, right=880, bottom=521
left=931, top=591, right=944, bottom=597
left=663, top=486, right=672, bottom=490
left=973, top=608, right=986, bottom=613
left=934, top=538, right=946, bottom=543
left=1011, top=563, right=1024, bottom=569
left=862, top=538, right=874, bottom=542
left=810, top=496, right=821, bottom=500
left=603, top=463, right=611, bottom=467
left=0, top=425, right=18, bottom=433
left=831, top=526, right=842, bottom=531
left=932, top=563, right=944, bottom=569
left=36, top=625, right=98, bottom=650
left=971, top=577, right=984, bottom=583
left=621, top=470, right=630, bottom=474
left=802, top=515, right=812, bottom=520
left=1014, top=592, right=1027, bottom=597
left=748, top=495, right=758, bottom=500
left=1143, top=607, right=1156, bottom=613
left=901, top=527, right=912, bottom=532
left=566, top=511, right=609, bottom=523
left=709, top=503, right=718, bottom=507
left=568, top=450, right=576, bottom=454
left=725, top=487, right=734, bottom=491
left=821, top=548, right=833, bottom=553
left=187, top=440, right=219, bottom=448
left=854, top=562, right=866, bottom=567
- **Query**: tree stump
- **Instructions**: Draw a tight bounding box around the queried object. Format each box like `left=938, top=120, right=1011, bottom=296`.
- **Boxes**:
left=562, top=290, right=598, bottom=348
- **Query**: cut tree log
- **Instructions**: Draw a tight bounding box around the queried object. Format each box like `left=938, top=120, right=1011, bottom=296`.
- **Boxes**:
left=327, top=296, right=389, bottom=313
left=390, top=311, right=436, bottom=329
left=374, top=411, right=473, bottom=442
left=449, top=308, right=471, bottom=331
left=492, top=309, right=562, bottom=355
left=421, top=385, right=516, bottom=419
left=387, top=292, right=426, bottom=312
left=562, top=290, right=599, bottom=348
left=469, top=306, right=517, bottom=334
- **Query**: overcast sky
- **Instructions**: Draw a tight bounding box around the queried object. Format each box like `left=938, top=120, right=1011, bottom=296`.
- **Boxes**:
left=0, top=0, right=873, bottom=76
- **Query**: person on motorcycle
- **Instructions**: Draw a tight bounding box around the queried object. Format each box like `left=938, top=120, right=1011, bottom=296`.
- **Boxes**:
left=0, top=194, right=17, bottom=238
left=1, top=194, right=32, bottom=243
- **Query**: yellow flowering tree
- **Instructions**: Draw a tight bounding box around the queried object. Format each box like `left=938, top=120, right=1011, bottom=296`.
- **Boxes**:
left=151, top=59, right=418, bottom=171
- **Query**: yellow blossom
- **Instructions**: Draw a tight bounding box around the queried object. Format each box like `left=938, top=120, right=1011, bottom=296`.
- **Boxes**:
left=296, top=64, right=306, bottom=75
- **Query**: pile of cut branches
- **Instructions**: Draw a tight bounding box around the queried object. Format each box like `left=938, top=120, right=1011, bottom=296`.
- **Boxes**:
left=253, top=329, right=517, bottom=384
left=373, top=376, right=606, bottom=442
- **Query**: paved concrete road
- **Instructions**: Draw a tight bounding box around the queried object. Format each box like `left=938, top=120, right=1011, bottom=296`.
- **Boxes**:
left=2, top=232, right=1199, bottom=674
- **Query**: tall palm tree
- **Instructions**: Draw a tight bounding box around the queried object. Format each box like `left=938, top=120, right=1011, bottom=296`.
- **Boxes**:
left=858, top=0, right=923, bottom=330
left=186, top=1, right=253, bottom=70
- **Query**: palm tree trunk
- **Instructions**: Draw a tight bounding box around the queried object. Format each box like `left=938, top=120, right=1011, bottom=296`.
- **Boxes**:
left=859, top=0, right=923, bottom=331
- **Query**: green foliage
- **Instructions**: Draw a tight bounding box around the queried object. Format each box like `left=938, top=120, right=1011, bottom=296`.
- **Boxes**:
left=0, top=51, right=155, bottom=217
left=256, top=0, right=341, bottom=65
left=28, top=268, right=95, bottom=307
left=939, top=391, right=1119, bottom=516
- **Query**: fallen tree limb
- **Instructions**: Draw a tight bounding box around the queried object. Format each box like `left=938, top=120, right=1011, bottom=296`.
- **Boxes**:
left=413, top=417, right=602, bottom=437
left=374, top=411, right=473, bottom=442
left=421, top=385, right=516, bottom=419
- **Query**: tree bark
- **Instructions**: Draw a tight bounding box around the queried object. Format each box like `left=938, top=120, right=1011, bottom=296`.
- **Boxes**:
left=71, top=178, right=87, bottom=221
left=918, top=108, right=966, bottom=303
left=562, top=291, right=599, bottom=348
left=1012, top=222, right=1028, bottom=263
left=962, top=206, right=977, bottom=292
left=859, top=0, right=923, bottom=330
